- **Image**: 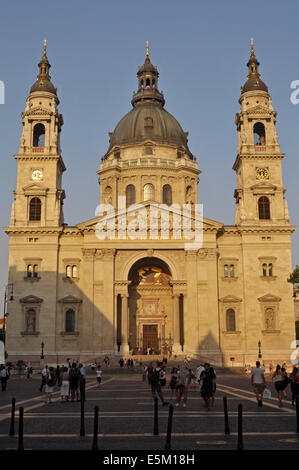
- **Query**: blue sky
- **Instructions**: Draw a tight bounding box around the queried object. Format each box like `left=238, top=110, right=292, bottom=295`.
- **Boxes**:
left=0, top=0, right=299, bottom=291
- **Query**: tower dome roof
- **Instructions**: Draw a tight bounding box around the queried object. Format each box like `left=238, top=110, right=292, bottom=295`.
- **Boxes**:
left=105, top=44, right=193, bottom=158
left=29, top=40, right=57, bottom=96
left=241, top=38, right=268, bottom=95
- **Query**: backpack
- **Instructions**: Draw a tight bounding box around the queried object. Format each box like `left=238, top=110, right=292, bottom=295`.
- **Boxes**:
left=151, top=368, right=161, bottom=385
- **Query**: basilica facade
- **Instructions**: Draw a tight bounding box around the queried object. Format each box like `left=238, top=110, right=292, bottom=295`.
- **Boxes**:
left=5, top=41, right=296, bottom=366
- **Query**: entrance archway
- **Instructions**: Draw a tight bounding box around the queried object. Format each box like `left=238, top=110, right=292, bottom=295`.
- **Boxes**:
left=128, top=257, right=173, bottom=355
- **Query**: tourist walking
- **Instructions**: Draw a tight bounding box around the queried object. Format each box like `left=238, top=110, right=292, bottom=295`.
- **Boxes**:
left=69, top=362, right=81, bottom=401
left=79, top=363, right=86, bottom=401
left=96, top=365, right=102, bottom=386
left=272, top=365, right=285, bottom=407
left=160, top=365, right=166, bottom=387
left=281, top=367, right=289, bottom=397
left=0, top=365, right=9, bottom=392
left=39, top=364, right=49, bottom=392
left=146, top=362, right=154, bottom=386
left=45, top=367, right=56, bottom=404
left=289, top=366, right=299, bottom=406
left=175, top=368, right=189, bottom=408
left=169, top=367, right=178, bottom=401
left=200, top=363, right=216, bottom=410
left=251, top=361, right=266, bottom=407
left=150, top=362, right=169, bottom=406
left=60, top=367, right=70, bottom=402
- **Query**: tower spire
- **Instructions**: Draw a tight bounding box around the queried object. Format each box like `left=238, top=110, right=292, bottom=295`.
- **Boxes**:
left=146, top=40, right=149, bottom=57
left=240, top=38, right=268, bottom=95
left=29, top=40, right=57, bottom=96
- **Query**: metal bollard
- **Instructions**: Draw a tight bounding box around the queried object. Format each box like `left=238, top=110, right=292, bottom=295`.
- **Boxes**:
left=9, top=397, right=16, bottom=436
left=80, top=396, right=85, bottom=437
left=165, top=404, right=174, bottom=450
left=296, top=396, right=299, bottom=434
left=153, top=397, right=159, bottom=436
left=17, top=407, right=24, bottom=451
left=223, top=396, right=230, bottom=435
left=92, top=406, right=99, bottom=450
left=237, top=404, right=243, bottom=451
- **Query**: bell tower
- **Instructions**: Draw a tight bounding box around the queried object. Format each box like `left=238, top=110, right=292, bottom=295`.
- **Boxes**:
left=10, top=40, right=65, bottom=228
left=233, top=39, right=289, bottom=226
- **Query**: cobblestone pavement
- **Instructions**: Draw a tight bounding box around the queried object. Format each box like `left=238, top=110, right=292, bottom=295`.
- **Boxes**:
left=0, top=368, right=298, bottom=451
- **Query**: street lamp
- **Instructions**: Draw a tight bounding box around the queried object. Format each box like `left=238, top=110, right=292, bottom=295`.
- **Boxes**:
left=258, top=340, right=262, bottom=359
left=40, top=342, right=44, bottom=360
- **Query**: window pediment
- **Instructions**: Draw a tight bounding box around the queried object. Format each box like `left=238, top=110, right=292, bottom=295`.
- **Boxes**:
left=258, top=294, right=281, bottom=302
left=58, top=295, right=82, bottom=304
left=20, top=295, right=43, bottom=304
left=220, top=295, right=242, bottom=303
left=250, top=181, right=277, bottom=192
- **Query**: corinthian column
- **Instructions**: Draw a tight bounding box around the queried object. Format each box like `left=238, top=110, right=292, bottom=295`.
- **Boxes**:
left=120, top=294, right=129, bottom=355
left=172, top=293, right=181, bottom=354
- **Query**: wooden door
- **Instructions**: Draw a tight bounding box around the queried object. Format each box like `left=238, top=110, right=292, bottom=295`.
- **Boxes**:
left=143, top=324, right=158, bottom=353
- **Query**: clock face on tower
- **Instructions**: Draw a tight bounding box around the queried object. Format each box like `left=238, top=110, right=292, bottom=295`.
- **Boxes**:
left=256, top=168, right=268, bottom=180
left=31, top=169, right=43, bottom=181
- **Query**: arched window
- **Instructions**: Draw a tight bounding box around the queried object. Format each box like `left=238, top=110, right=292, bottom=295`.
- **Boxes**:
left=162, top=184, right=172, bottom=206
left=258, top=196, right=270, bottom=220
left=29, top=197, right=41, bottom=221
left=144, top=183, right=155, bottom=201
left=27, top=264, right=33, bottom=278
left=226, top=309, right=236, bottom=332
left=33, top=264, right=38, bottom=278
left=230, top=264, right=235, bottom=278
left=33, top=123, right=45, bottom=147
left=268, top=263, right=273, bottom=277
left=65, top=309, right=75, bottom=333
left=126, top=184, right=136, bottom=207
left=26, top=309, right=36, bottom=333
left=224, top=265, right=228, bottom=278
left=262, top=263, right=267, bottom=277
left=66, top=265, right=72, bottom=278
left=254, top=122, right=266, bottom=145
left=72, top=265, right=78, bottom=278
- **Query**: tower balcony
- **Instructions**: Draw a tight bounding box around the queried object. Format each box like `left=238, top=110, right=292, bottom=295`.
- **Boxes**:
left=239, top=143, right=280, bottom=155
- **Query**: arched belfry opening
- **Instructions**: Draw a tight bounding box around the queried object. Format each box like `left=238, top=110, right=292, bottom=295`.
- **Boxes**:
left=126, top=257, right=177, bottom=355
left=254, top=122, right=266, bottom=145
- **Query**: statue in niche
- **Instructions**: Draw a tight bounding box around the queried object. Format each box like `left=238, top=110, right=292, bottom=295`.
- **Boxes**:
left=265, top=308, right=274, bottom=330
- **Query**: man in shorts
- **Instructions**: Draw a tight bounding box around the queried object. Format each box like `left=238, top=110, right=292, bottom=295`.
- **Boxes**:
left=151, top=362, right=169, bottom=406
left=251, top=361, right=266, bottom=407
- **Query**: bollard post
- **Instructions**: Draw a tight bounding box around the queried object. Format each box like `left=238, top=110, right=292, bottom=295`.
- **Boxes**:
left=17, top=407, right=24, bottom=451
left=153, top=397, right=159, bottom=436
left=9, top=397, right=16, bottom=436
left=237, top=404, right=243, bottom=451
left=80, top=396, right=85, bottom=437
left=165, top=404, right=174, bottom=450
left=296, top=396, right=299, bottom=434
left=223, top=396, right=230, bottom=435
left=92, top=406, right=99, bottom=450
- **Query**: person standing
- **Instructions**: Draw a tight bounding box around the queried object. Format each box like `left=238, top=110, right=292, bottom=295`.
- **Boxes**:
left=96, top=365, right=102, bottom=387
left=175, top=369, right=190, bottom=408
left=45, top=367, right=56, bottom=404
left=169, top=368, right=178, bottom=401
left=160, top=365, right=166, bottom=388
left=69, top=363, right=81, bottom=401
left=60, top=367, right=70, bottom=402
left=79, top=363, right=86, bottom=401
left=200, top=363, right=216, bottom=410
left=0, top=365, right=9, bottom=391
left=40, top=364, right=49, bottom=392
left=146, top=362, right=154, bottom=387
left=272, top=365, right=286, bottom=407
left=251, top=361, right=266, bottom=407
left=289, top=366, right=298, bottom=407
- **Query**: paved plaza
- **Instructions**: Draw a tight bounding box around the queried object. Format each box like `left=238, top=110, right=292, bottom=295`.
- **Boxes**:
left=0, top=365, right=298, bottom=451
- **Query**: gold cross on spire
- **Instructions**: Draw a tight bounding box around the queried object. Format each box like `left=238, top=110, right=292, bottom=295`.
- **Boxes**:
left=43, top=39, right=47, bottom=55
left=250, top=37, right=254, bottom=53
left=146, top=40, right=149, bottom=57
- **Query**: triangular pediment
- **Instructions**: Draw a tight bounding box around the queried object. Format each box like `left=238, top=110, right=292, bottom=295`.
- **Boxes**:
left=246, top=105, right=270, bottom=115
left=77, top=203, right=223, bottom=233
left=23, top=106, right=53, bottom=117
left=220, top=295, right=242, bottom=303
left=23, top=183, right=49, bottom=191
left=20, top=294, right=43, bottom=304
left=58, top=295, right=82, bottom=304
left=258, top=293, right=281, bottom=302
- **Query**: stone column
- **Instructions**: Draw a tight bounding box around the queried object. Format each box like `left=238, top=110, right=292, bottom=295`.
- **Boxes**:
left=172, top=293, right=181, bottom=354
left=120, top=294, right=129, bottom=355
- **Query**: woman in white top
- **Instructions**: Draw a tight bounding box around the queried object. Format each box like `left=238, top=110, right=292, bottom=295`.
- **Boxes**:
left=96, top=365, right=102, bottom=387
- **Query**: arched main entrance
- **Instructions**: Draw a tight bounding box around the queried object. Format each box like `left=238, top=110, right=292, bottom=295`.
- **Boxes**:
left=128, top=257, right=173, bottom=355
